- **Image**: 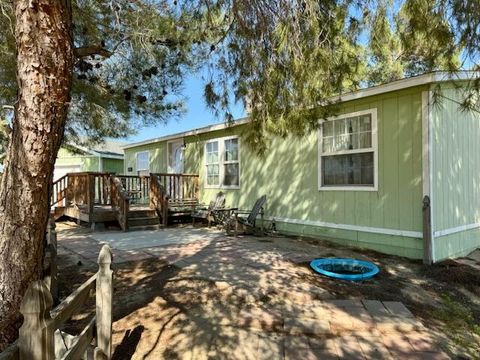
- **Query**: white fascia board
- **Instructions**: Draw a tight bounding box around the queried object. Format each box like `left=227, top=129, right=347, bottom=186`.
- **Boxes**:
left=122, top=118, right=250, bottom=149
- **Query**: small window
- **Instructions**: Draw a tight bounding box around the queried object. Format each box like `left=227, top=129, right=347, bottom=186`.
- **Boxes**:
left=136, top=151, right=149, bottom=172
left=206, top=141, right=220, bottom=186
left=319, top=109, right=377, bottom=190
left=205, top=137, right=240, bottom=188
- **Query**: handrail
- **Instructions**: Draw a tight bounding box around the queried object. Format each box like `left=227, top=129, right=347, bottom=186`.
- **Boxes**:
left=150, top=174, right=169, bottom=226
left=110, top=176, right=130, bottom=231
left=50, top=274, right=97, bottom=328
left=153, top=172, right=199, bottom=177
left=9, top=245, right=113, bottom=360
left=51, top=174, right=69, bottom=207
left=151, top=173, right=199, bottom=201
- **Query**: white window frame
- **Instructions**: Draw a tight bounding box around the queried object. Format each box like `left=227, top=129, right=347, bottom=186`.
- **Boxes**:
left=318, top=108, right=378, bottom=191
left=204, top=135, right=241, bottom=189
left=135, top=151, right=150, bottom=172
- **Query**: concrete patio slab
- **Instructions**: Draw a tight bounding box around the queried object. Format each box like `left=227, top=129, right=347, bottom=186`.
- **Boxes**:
left=89, top=226, right=224, bottom=250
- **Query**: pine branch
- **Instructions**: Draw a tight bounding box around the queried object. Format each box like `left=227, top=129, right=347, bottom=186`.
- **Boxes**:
left=74, top=45, right=112, bottom=58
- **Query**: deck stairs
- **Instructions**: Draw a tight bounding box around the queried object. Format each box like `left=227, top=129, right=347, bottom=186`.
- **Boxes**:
left=50, top=172, right=199, bottom=231
left=127, top=208, right=163, bottom=231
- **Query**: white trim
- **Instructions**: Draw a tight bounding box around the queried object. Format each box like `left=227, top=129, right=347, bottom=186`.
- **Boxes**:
left=66, top=143, right=124, bottom=159
left=335, top=71, right=479, bottom=103
left=123, top=118, right=250, bottom=149
left=204, top=135, right=241, bottom=190
left=421, top=91, right=430, bottom=198
left=421, top=90, right=435, bottom=263
left=428, top=90, right=436, bottom=262
left=265, top=216, right=423, bottom=238
left=318, top=108, right=378, bottom=191
left=434, top=223, right=480, bottom=238
left=135, top=151, right=150, bottom=171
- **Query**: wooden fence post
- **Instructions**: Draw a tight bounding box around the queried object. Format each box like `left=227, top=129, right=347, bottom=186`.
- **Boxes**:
left=422, top=195, right=433, bottom=265
left=95, top=245, right=113, bottom=360
left=45, top=217, right=58, bottom=304
left=87, top=173, right=95, bottom=223
left=18, top=281, right=54, bottom=360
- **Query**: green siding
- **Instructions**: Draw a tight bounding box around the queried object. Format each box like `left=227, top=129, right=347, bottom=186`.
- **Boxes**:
left=55, top=148, right=85, bottom=166
left=82, top=156, right=100, bottom=171
left=431, top=83, right=480, bottom=260
left=102, top=158, right=124, bottom=174
left=124, top=142, right=167, bottom=174
left=125, top=87, right=426, bottom=258
left=56, top=147, right=124, bottom=173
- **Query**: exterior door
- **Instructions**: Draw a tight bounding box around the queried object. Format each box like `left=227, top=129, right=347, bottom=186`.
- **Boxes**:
left=168, top=140, right=184, bottom=173
left=168, top=140, right=184, bottom=199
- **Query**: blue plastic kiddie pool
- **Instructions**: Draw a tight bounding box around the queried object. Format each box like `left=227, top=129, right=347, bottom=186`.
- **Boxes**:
left=310, top=258, right=380, bottom=281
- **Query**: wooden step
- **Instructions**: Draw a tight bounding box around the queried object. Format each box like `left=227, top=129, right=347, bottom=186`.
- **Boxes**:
left=128, top=224, right=164, bottom=231
left=127, top=209, right=157, bottom=219
left=51, top=206, right=66, bottom=221
left=127, top=216, right=160, bottom=228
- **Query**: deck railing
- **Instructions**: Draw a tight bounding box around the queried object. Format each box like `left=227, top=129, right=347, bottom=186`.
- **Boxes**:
left=110, top=176, right=129, bottom=231
left=0, top=245, right=113, bottom=360
left=152, top=173, right=199, bottom=202
left=51, top=172, right=114, bottom=209
left=150, top=174, right=169, bottom=226
left=50, top=172, right=199, bottom=228
left=116, top=175, right=150, bottom=203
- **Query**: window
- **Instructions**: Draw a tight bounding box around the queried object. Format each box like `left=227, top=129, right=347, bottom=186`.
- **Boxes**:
left=136, top=151, right=149, bottom=173
left=205, top=137, right=240, bottom=188
left=319, top=109, right=377, bottom=190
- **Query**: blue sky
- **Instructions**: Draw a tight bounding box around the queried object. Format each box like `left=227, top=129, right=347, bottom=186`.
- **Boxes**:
left=124, top=74, right=245, bottom=143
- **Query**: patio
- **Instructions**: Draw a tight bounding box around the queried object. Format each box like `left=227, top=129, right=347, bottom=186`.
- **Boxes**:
left=56, top=222, right=461, bottom=359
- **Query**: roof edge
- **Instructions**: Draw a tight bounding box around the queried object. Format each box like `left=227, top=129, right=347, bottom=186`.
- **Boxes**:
left=123, top=71, right=479, bottom=150
left=122, top=117, right=249, bottom=149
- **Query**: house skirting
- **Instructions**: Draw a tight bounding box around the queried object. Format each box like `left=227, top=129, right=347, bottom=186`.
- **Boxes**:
left=433, top=226, right=480, bottom=260
left=263, top=217, right=423, bottom=259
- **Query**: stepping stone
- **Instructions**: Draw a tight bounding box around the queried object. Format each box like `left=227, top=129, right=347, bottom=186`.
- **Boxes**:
left=285, top=346, right=339, bottom=360
left=382, top=301, right=414, bottom=318
left=237, top=308, right=283, bottom=331
left=376, top=317, right=425, bottom=333
left=284, top=335, right=311, bottom=349
left=334, top=336, right=366, bottom=359
left=284, top=317, right=331, bottom=336
left=362, top=300, right=391, bottom=318
left=406, top=331, right=437, bottom=352
left=257, top=333, right=284, bottom=360
left=357, top=336, right=393, bottom=360
left=382, top=333, right=415, bottom=354
left=324, top=299, right=364, bottom=308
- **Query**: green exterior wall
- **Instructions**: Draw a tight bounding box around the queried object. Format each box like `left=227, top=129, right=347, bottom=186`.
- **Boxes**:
left=125, top=86, right=427, bottom=258
left=56, top=147, right=123, bottom=173
left=101, top=158, right=124, bottom=174
left=123, top=142, right=168, bottom=174
left=431, top=83, right=480, bottom=260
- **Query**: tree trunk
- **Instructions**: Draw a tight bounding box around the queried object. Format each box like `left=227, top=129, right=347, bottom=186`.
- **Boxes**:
left=0, top=0, right=73, bottom=349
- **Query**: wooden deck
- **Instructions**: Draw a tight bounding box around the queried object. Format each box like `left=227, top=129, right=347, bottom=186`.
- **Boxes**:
left=51, top=172, right=200, bottom=231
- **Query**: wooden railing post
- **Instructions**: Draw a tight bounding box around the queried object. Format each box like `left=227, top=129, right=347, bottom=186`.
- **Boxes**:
left=95, top=245, right=113, bottom=360
left=87, top=174, right=95, bottom=223
left=19, top=281, right=54, bottom=360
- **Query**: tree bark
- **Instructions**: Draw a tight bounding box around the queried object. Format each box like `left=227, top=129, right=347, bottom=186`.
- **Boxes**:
left=0, top=0, right=73, bottom=349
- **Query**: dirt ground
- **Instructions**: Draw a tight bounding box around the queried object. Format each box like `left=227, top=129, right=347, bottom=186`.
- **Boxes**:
left=55, top=222, right=480, bottom=359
